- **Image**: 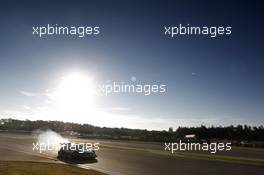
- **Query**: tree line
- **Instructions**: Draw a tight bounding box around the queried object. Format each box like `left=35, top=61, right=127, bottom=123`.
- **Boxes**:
left=0, top=118, right=263, bottom=142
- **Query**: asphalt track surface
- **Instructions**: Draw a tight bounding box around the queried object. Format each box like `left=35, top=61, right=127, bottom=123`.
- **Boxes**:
left=0, top=132, right=264, bottom=175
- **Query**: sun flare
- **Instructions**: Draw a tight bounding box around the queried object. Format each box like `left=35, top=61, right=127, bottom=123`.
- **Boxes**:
left=50, top=72, right=96, bottom=115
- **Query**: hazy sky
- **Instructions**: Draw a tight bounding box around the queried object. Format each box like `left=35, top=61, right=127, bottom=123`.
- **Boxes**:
left=0, top=0, right=263, bottom=130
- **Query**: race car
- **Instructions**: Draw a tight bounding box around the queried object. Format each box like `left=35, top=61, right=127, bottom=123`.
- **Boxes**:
left=58, top=143, right=97, bottom=160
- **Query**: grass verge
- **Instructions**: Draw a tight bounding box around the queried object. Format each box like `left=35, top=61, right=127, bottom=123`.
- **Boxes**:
left=0, top=161, right=105, bottom=175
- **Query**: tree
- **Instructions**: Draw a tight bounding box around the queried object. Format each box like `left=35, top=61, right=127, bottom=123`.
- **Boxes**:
left=168, top=127, right=173, bottom=133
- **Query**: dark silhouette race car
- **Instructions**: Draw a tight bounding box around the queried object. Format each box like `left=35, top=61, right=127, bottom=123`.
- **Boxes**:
left=58, top=143, right=97, bottom=160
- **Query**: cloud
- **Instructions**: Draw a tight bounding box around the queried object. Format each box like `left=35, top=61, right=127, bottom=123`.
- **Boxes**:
left=109, top=107, right=130, bottom=111
left=22, top=105, right=31, bottom=110
left=20, top=90, right=39, bottom=97
left=0, top=110, right=33, bottom=120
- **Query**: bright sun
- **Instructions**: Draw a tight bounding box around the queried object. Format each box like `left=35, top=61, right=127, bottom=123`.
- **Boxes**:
left=50, top=72, right=96, bottom=115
